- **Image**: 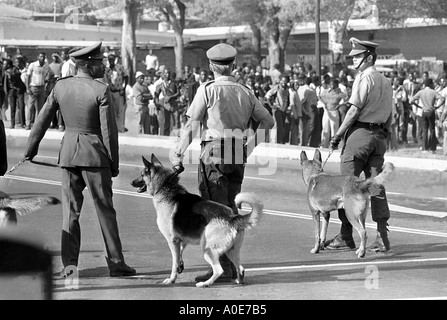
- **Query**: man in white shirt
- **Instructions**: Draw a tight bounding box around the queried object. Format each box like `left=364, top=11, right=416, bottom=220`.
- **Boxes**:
left=145, top=49, right=159, bottom=76
left=61, top=48, right=77, bottom=78
left=26, top=52, right=50, bottom=130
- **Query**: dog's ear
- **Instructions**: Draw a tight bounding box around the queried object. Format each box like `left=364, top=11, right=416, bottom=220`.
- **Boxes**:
left=142, top=156, right=152, bottom=169
left=151, top=154, right=164, bottom=167
left=300, top=151, right=308, bottom=165
left=313, top=148, right=322, bottom=164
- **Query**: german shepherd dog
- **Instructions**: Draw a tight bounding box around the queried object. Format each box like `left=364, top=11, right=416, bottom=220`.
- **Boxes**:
left=300, top=149, right=395, bottom=258
left=0, top=191, right=60, bottom=228
left=131, top=154, right=264, bottom=288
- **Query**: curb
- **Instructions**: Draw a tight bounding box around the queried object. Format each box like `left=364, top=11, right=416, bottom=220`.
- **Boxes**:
left=5, top=128, right=447, bottom=172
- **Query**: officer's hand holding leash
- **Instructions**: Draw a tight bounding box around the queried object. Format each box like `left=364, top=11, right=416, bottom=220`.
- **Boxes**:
left=172, top=152, right=185, bottom=175
left=330, top=134, right=342, bottom=151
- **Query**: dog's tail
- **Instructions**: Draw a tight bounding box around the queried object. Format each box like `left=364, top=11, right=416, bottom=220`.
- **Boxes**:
left=234, top=192, right=264, bottom=230
left=0, top=196, right=60, bottom=216
left=360, top=162, right=395, bottom=190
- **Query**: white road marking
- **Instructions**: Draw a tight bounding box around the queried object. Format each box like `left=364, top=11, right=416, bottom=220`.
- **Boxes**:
left=259, top=208, right=447, bottom=238
left=245, top=257, right=447, bottom=272
left=387, top=191, right=447, bottom=201
left=4, top=175, right=447, bottom=237
left=394, top=296, right=447, bottom=300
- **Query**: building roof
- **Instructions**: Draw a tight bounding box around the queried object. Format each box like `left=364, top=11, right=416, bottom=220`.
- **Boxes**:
left=183, top=17, right=447, bottom=42
left=0, top=18, right=182, bottom=48
left=87, top=5, right=200, bottom=22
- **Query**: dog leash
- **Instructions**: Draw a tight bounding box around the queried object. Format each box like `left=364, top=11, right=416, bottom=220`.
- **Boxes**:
left=321, top=149, right=334, bottom=170
left=3, top=158, right=59, bottom=176
left=3, top=158, right=28, bottom=176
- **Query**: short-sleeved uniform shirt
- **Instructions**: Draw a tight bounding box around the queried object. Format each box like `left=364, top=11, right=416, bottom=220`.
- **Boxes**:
left=187, top=76, right=272, bottom=141
left=349, top=66, right=392, bottom=123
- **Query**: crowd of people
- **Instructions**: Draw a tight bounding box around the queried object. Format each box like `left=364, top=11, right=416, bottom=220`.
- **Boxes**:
left=0, top=47, right=130, bottom=134
left=2, top=48, right=447, bottom=154
left=132, top=56, right=447, bottom=155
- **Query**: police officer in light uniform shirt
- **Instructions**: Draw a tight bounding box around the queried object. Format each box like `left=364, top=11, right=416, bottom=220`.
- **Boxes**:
left=171, top=43, right=274, bottom=283
left=25, top=42, right=136, bottom=277
left=328, top=38, right=393, bottom=253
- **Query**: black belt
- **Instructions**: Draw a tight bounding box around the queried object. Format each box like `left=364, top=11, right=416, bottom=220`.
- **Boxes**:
left=353, top=121, right=384, bottom=130
left=65, top=128, right=101, bottom=135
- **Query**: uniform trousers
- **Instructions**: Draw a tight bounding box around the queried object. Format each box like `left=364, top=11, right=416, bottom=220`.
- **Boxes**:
left=338, top=126, right=390, bottom=239
left=61, top=166, right=124, bottom=267
left=198, top=161, right=245, bottom=215
left=0, top=120, right=7, bottom=176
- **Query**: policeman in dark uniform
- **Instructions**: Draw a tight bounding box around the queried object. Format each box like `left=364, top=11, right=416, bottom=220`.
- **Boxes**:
left=172, top=43, right=274, bottom=283
left=24, top=42, right=136, bottom=277
left=328, top=38, right=393, bottom=253
left=0, top=60, right=6, bottom=176
left=0, top=117, right=6, bottom=176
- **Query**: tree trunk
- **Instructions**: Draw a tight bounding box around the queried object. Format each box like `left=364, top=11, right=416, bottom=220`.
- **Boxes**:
left=162, top=0, right=186, bottom=79
left=174, top=32, right=184, bottom=79
left=267, top=16, right=281, bottom=72
left=327, top=0, right=355, bottom=74
left=278, top=27, right=292, bottom=72
left=122, top=0, right=138, bottom=85
left=249, top=23, right=262, bottom=66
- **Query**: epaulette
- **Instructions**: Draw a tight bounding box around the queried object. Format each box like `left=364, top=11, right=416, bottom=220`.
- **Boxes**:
left=203, top=80, right=215, bottom=102
left=240, top=83, right=251, bottom=91
left=56, top=75, right=73, bottom=82
left=203, top=80, right=215, bottom=88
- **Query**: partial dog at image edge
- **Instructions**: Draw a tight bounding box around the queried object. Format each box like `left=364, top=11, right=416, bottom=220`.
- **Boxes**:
left=131, top=154, right=264, bottom=288
left=300, top=149, right=395, bottom=258
left=0, top=191, right=61, bottom=228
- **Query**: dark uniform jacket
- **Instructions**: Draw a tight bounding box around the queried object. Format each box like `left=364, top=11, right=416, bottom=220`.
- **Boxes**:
left=25, top=75, right=119, bottom=175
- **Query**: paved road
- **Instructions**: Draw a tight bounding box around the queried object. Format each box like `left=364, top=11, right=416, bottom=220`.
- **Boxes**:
left=1, top=135, right=447, bottom=303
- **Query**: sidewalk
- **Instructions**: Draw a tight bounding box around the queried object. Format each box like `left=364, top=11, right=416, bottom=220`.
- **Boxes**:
left=4, top=98, right=447, bottom=171
left=4, top=124, right=447, bottom=172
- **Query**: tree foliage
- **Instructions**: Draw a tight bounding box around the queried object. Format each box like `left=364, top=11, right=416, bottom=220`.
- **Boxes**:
left=376, top=0, right=447, bottom=26
left=2, top=0, right=116, bottom=12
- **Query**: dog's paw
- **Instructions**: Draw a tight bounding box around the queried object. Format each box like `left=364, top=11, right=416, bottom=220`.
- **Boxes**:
left=235, top=269, right=245, bottom=285
left=196, top=281, right=211, bottom=288
left=310, top=248, right=320, bottom=254
left=319, top=242, right=325, bottom=251
left=177, top=261, right=184, bottom=274
left=163, top=278, right=175, bottom=285
left=356, top=248, right=366, bottom=258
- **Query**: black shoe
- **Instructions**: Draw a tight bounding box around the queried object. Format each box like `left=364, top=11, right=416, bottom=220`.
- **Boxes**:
left=108, top=260, right=136, bottom=277
left=324, top=234, right=356, bottom=250
left=194, top=269, right=236, bottom=283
